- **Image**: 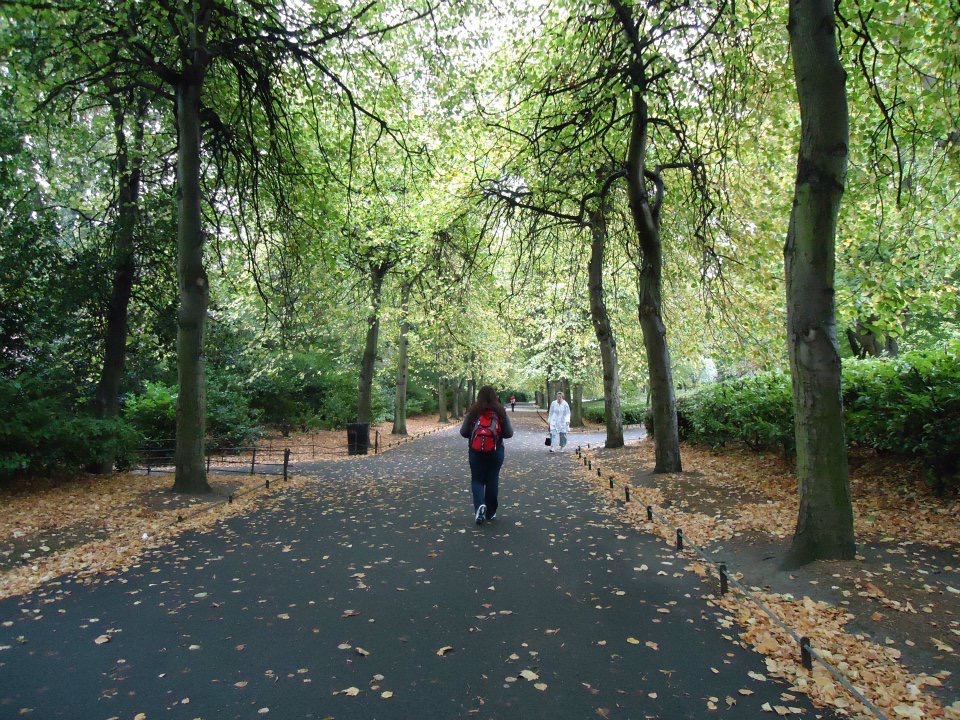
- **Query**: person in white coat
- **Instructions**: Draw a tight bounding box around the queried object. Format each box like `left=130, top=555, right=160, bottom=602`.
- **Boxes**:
left=547, top=391, right=571, bottom=452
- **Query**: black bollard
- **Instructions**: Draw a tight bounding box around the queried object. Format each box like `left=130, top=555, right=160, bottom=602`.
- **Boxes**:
left=283, top=449, right=290, bottom=481
left=609, top=477, right=614, bottom=489
left=676, top=528, right=684, bottom=551
left=646, top=505, right=653, bottom=521
left=800, top=637, right=813, bottom=670
left=625, top=486, right=631, bottom=502
left=719, top=563, right=728, bottom=595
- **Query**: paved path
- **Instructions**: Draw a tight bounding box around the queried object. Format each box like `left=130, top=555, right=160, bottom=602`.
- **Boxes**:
left=0, top=414, right=838, bottom=719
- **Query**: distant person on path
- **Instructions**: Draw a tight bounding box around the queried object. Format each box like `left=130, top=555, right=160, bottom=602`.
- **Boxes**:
left=460, top=385, right=514, bottom=526
left=548, top=391, right=571, bottom=453
left=510, top=394, right=516, bottom=412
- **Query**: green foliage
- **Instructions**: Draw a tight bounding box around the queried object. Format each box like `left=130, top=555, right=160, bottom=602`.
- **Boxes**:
left=123, top=382, right=177, bottom=443
left=678, top=372, right=795, bottom=454
left=843, top=345, right=960, bottom=493
left=124, top=378, right=261, bottom=450
left=583, top=400, right=646, bottom=426
left=245, top=351, right=363, bottom=430
left=0, top=366, right=140, bottom=477
left=673, top=345, right=960, bottom=492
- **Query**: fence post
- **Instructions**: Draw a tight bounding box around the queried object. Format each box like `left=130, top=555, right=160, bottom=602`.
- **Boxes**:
left=206, top=450, right=211, bottom=472
left=624, top=486, right=631, bottom=502
left=250, top=446, right=257, bottom=475
left=676, top=528, right=684, bottom=551
left=283, top=448, right=290, bottom=481
left=719, top=563, right=728, bottom=595
left=646, top=505, right=653, bottom=521
left=375, top=431, right=380, bottom=454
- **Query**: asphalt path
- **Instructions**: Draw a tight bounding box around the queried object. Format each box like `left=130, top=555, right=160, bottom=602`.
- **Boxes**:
left=0, top=409, right=838, bottom=719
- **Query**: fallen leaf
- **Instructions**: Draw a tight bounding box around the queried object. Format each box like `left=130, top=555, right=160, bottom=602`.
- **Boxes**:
left=94, top=635, right=111, bottom=645
left=436, top=646, right=454, bottom=656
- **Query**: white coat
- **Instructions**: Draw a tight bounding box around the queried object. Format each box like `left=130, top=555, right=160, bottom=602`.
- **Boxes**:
left=548, top=399, right=571, bottom=433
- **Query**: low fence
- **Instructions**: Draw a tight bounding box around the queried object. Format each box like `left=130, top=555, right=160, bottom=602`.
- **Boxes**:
left=575, top=443, right=892, bottom=720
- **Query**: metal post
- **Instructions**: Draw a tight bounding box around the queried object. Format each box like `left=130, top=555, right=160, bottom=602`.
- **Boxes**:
left=228, top=494, right=233, bottom=504
left=800, top=637, right=813, bottom=670
left=283, top=448, right=290, bottom=481
left=646, top=505, right=653, bottom=521
left=719, top=563, right=728, bottom=595
left=676, top=529, right=684, bottom=551
left=265, top=477, right=270, bottom=489
left=609, top=477, right=614, bottom=489
left=375, top=431, right=380, bottom=454
left=250, top=446, right=257, bottom=475
left=597, top=468, right=601, bottom=477
left=625, top=486, right=631, bottom=502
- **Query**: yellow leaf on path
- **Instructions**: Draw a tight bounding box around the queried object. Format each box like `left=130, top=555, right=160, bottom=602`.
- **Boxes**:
left=234, top=681, right=248, bottom=688
left=932, top=638, right=954, bottom=653
left=94, top=634, right=111, bottom=645
left=627, top=637, right=640, bottom=645
left=520, top=670, right=539, bottom=681
left=336, top=687, right=360, bottom=697
left=892, top=705, right=924, bottom=719
left=534, top=682, right=548, bottom=691
left=748, top=671, right=766, bottom=682
left=381, top=691, right=394, bottom=699
left=645, top=641, right=659, bottom=650
left=134, top=714, right=146, bottom=720
left=436, top=646, right=454, bottom=656
left=738, top=689, right=754, bottom=696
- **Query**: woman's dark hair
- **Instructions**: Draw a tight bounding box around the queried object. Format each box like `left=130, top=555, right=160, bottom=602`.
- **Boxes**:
left=469, top=385, right=505, bottom=416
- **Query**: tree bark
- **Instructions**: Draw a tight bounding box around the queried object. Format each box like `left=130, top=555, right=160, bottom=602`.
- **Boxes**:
left=588, top=208, right=624, bottom=448
left=438, top=376, right=448, bottom=423
left=391, top=286, right=410, bottom=435
left=90, top=95, right=145, bottom=473
left=173, top=72, right=211, bottom=494
left=570, top=383, right=584, bottom=427
left=453, top=376, right=465, bottom=417
left=782, top=0, right=855, bottom=568
left=357, top=264, right=387, bottom=424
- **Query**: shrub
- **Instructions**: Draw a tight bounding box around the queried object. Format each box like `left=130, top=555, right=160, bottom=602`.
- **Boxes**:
left=583, top=400, right=646, bottom=425
left=0, top=367, right=141, bottom=477
left=843, top=345, right=960, bottom=493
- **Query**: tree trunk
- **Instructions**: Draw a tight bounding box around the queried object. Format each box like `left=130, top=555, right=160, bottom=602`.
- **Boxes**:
left=609, top=0, right=681, bottom=471
left=357, top=265, right=387, bottom=424
left=782, top=0, right=855, bottom=568
left=90, top=96, right=145, bottom=473
left=173, top=74, right=211, bottom=494
left=570, top=383, right=584, bottom=427
left=453, top=376, right=465, bottom=417
left=624, top=98, right=681, bottom=472
left=588, top=209, right=624, bottom=448
left=438, top=376, right=448, bottom=423
left=391, top=287, right=409, bottom=435
left=467, top=378, right=475, bottom=408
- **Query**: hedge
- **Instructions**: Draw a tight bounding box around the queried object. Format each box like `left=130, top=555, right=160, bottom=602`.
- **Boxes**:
left=667, top=343, right=959, bottom=492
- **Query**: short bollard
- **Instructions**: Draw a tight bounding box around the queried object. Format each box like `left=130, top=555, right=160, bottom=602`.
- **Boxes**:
left=250, top=447, right=257, bottom=475
left=265, top=477, right=270, bottom=489
left=588, top=460, right=592, bottom=470
left=719, top=563, right=728, bottom=595
left=646, top=505, right=653, bottom=521
left=676, top=528, right=684, bottom=551
left=177, top=514, right=183, bottom=523
left=228, top=494, right=234, bottom=504
left=800, top=636, right=813, bottom=670
left=597, top=468, right=601, bottom=477
left=609, top=477, right=614, bottom=489
left=283, top=448, right=290, bottom=481
left=625, top=486, right=631, bottom=502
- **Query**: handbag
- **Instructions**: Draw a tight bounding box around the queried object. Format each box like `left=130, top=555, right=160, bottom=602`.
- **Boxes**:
left=544, top=436, right=551, bottom=446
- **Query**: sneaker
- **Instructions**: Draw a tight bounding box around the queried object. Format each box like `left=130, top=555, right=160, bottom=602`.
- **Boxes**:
left=475, top=504, right=486, bottom=526
left=489, top=511, right=497, bottom=520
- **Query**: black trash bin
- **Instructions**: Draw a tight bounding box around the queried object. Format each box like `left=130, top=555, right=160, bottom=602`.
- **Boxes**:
left=347, top=422, right=370, bottom=455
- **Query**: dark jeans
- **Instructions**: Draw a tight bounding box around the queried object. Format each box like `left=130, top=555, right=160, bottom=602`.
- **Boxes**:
left=468, top=446, right=504, bottom=516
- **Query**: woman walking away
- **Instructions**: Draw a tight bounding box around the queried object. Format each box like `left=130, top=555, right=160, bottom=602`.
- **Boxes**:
left=548, top=391, right=571, bottom=453
left=460, top=385, right=514, bottom=526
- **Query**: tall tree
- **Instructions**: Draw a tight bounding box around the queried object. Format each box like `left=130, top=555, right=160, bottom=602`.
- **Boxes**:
left=781, top=0, right=855, bottom=567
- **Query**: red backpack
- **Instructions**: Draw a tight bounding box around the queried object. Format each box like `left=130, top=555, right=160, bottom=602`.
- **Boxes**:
left=470, top=410, right=501, bottom=452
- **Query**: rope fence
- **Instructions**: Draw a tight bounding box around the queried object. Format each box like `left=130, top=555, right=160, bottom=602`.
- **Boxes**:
left=576, top=443, right=891, bottom=720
